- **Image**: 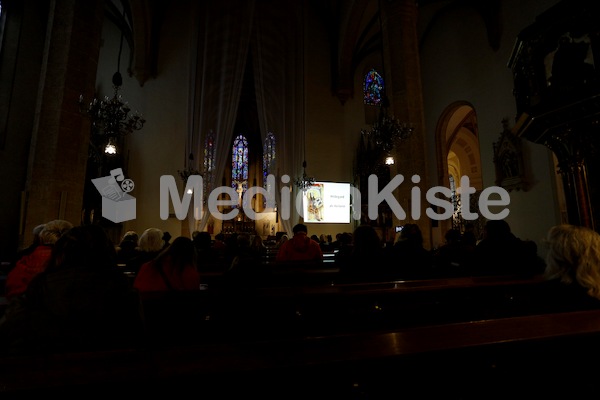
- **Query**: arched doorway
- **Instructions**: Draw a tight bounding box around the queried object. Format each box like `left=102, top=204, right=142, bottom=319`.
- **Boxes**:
left=434, top=102, right=484, bottom=246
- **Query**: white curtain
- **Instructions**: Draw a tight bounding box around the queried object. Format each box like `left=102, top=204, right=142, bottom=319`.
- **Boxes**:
left=187, top=0, right=256, bottom=234
left=186, top=0, right=305, bottom=236
left=251, top=0, right=305, bottom=236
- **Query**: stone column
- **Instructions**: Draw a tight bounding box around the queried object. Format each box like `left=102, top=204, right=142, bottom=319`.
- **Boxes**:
left=22, top=0, right=104, bottom=246
left=547, top=128, right=596, bottom=230
left=379, top=0, right=431, bottom=247
left=557, top=158, right=594, bottom=229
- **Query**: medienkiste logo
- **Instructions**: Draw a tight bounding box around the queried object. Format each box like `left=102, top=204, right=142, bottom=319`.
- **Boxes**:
left=92, top=168, right=136, bottom=223
left=94, top=170, right=511, bottom=223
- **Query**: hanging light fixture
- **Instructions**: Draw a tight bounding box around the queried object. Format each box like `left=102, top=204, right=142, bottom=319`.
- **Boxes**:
left=294, top=123, right=315, bottom=191
left=295, top=160, right=316, bottom=191
left=360, top=2, right=414, bottom=167
left=178, top=153, right=201, bottom=184
left=104, top=137, right=117, bottom=155
left=361, top=97, right=413, bottom=165
left=79, top=8, right=145, bottom=161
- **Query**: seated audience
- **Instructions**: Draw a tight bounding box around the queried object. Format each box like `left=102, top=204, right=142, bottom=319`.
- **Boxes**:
left=275, top=223, right=323, bottom=263
left=249, top=234, right=267, bottom=261
left=337, top=224, right=386, bottom=283
left=133, top=236, right=201, bottom=293
left=275, top=234, right=289, bottom=249
left=162, top=231, right=172, bottom=249
left=0, top=224, right=143, bottom=355
left=213, top=232, right=227, bottom=254
left=193, top=230, right=221, bottom=270
left=115, top=230, right=140, bottom=266
left=126, top=227, right=164, bottom=274
left=539, top=224, right=600, bottom=311
left=224, top=233, right=269, bottom=286
left=467, top=220, right=544, bottom=277
left=12, top=223, right=46, bottom=267
left=4, top=219, right=73, bottom=300
left=334, top=232, right=354, bottom=263
left=432, top=228, right=473, bottom=277
left=386, top=223, right=433, bottom=280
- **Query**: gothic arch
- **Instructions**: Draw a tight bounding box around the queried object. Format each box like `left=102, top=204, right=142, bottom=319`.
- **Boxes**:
left=435, top=101, right=484, bottom=236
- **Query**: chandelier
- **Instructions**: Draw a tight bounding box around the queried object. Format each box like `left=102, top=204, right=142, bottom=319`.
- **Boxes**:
left=79, top=71, right=145, bottom=161
left=178, top=153, right=202, bottom=183
left=294, top=160, right=316, bottom=191
left=361, top=103, right=413, bottom=160
left=79, top=10, right=145, bottom=161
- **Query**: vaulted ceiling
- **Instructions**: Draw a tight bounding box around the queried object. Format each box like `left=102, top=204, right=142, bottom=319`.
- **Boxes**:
left=119, top=0, right=501, bottom=99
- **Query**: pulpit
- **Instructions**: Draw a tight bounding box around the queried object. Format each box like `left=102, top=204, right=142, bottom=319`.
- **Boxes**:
left=508, top=0, right=600, bottom=229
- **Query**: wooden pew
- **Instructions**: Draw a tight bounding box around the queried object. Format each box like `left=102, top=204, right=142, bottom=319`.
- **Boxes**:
left=136, top=273, right=557, bottom=345
left=1, top=309, right=600, bottom=397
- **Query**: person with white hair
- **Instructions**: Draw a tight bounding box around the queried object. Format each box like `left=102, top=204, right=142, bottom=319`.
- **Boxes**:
left=528, top=224, right=600, bottom=314
left=544, top=224, right=600, bottom=302
left=125, top=227, right=164, bottom=274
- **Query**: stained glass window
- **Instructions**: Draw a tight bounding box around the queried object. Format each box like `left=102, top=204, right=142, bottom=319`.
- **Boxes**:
left=232, top=134, right=249, bottom=199
left=363, top=69, right=384, bottom=106
left=263, top=132, right=276, bottom=186
left=203, top=130, right=215, bottom=199
left=262, top=133, right=276, bottom=207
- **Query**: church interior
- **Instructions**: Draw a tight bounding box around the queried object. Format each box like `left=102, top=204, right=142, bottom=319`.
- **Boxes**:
left=1, top=0, right=600, bottom=396
left=3, top=0, right=599, bottom=257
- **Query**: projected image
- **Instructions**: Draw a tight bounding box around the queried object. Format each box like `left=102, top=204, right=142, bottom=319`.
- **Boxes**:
left=306, top=184, right=325, bottom=222
left=303, top=182, right=351, bottom=223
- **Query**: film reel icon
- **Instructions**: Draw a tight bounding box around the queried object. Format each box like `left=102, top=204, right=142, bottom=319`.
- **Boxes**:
left=121, top=179, right=135, bottom=193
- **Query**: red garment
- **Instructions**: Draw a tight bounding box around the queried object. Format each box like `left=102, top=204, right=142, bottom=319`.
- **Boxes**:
left=133, top=259, right=201, bottom=292
left=275, top=232, right=323, bottom=262
left=5, top=245, right=53, bottom=299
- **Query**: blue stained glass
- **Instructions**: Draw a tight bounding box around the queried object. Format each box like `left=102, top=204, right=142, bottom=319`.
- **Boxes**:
left=232, top=135, right=249, bottom=193
left=363, top=69, right=384, bottom=106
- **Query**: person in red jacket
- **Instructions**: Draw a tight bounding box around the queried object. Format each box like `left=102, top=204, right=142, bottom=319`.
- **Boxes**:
left=5, top=219, right=73, bottom=300
left=133, top=236, right=200, bottom=293
left=275, top=223, right=323, bottom=263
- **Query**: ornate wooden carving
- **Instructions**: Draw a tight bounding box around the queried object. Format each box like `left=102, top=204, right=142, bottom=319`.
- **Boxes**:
left=508, top=0, right=600, bottom=229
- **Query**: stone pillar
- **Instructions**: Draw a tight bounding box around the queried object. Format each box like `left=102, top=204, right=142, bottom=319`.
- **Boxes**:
left=547, top=128, right=596, bottom=230
left=380, top=0, right=431, bottom=247
left=21, top=0, right=104, bottom=246
left=557, top=159, right=594, bottom=229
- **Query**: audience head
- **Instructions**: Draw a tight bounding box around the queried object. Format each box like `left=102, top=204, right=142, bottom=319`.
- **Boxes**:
left=251, top=234, right=264, bottom=247
left=119, top=230, right=138, bottom=247
left=398, top=223, right=423, bottom=245
left=47, top=224, right=116, bottom=271
left=544, top=224, right=600, bottom=299
left=445, top=228, right=462, bottom=244
left=237, top=233, right=251, bottom=248
left=483, top=220, right=513, bottom=241
left=138, top=228, right=164, bottom=252
left=277, top=234, right=289, bottom=247
left=353, top=225, right=381, bottom=253
left=293, top=223, right=308, bottom=235
left=39, top=220, right=74, bottom=245
left=156, top=236, right=196, bottom=269
left=162, top=231, right=172, bottom=245
left=192, top=231, right=212, bottom=250
left=31, top=224, right=46, bottom=245
left=340, top=232, right=353, bottom=246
